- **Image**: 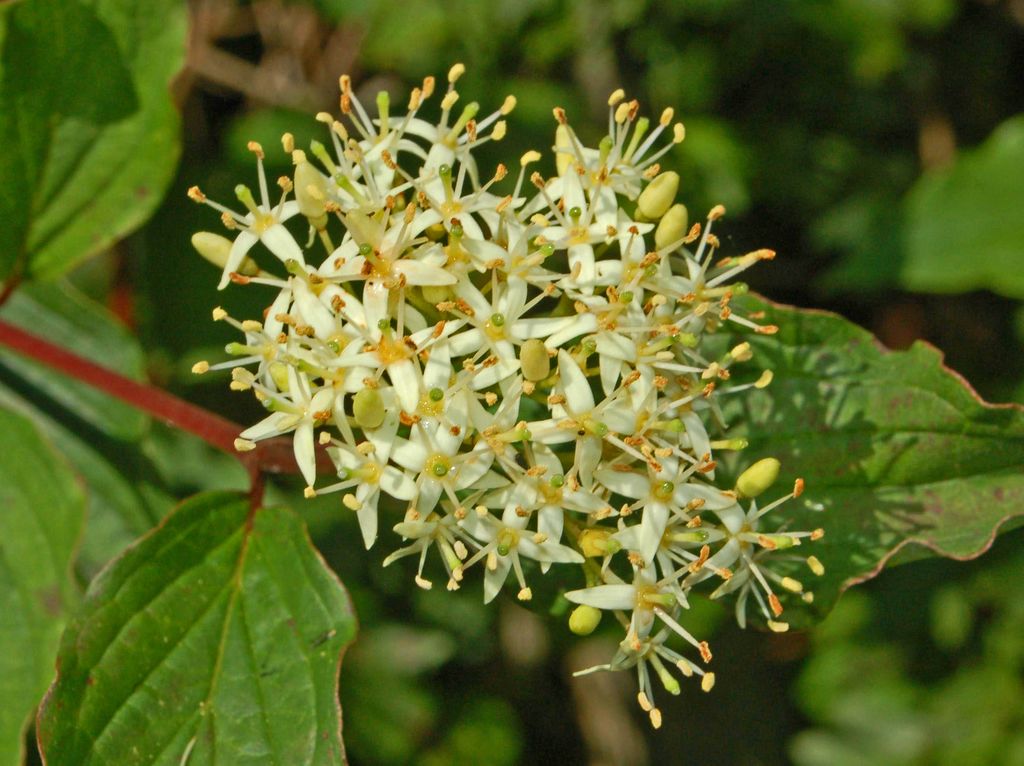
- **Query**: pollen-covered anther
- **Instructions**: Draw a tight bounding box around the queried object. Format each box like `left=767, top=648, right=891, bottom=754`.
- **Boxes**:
left=688, top=544, right=711, bottom=574
left=415, top=575, right=433, bottom=590
left=440, top=91, right=459, bottom=111
left=517, top=587, right=533, bottom=601
left=701, top=672, right=716, bottom=692
left=698, top=641, right=713, bottom=663
left=781, top=577, right=804, bottom=593
left=769, top=593, right=784, bottom=617
left=649, top=708, right=663, bottom=729
left=447, top=62, right=466, bottom=83
left=520, top=150, right=541, bottom=167
left=637, top=691, right=653, bottom=712
left=191, top=361, right=210, bottom=374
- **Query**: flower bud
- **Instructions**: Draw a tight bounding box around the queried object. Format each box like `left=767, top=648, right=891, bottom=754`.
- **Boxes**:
left=638, top=171, right=679, bottom=220
left=353, top=388, right=386, bottom=429
left=579, top=529, right=620, bottom=557
left=268, top=362, right=290, bottom=392
left=569, top=605, right=602, bottom=636
left=520, top=339, right=551, bottom=381
left=294, top=161, right=328, bottom=228
left=192, top=232, right=259, bottom=276
left=736, top=458, right=781, bottom=498
left=654, top=203, right=688, bottom=250
left=421, top=285, right=450, bottom=304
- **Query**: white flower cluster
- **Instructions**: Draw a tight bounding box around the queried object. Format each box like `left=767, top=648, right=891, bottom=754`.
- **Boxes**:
left=190, top=65, right=824, bottom=727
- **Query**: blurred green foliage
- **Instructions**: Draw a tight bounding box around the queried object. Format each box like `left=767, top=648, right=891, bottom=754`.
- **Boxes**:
left=791, top=529, right=1024, bottom=766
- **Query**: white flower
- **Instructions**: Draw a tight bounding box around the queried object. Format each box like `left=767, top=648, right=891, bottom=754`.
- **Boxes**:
left=192, top=69, right=824, bottom=727
left=459, top=502, right=584, bottom=603
left=322, top=398, right=414, bottom=549
left=237, top=365, right=333, bottom=487
left=188, top=143, right=305, bottom=290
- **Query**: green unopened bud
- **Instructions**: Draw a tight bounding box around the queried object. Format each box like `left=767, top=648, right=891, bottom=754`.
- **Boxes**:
left=736, top=457, right=781, bottom=498
left=638, top=171, right=680, bottom=220
left=425, top=223, right=447, bottom=241
left=520, top=339, right=551, bottom=381
left=421, top=285, right=450, bottom=304
left=192, top=232, right=259, bottom=276
left=269, top=362, right=289, bottom=392
left=579, top=529, right=620, bottom=557
left=655, top=203, right=689, bottom=250
left=294, top=161, right=328, bottom=226
left=569, top=605, right=602, bottom=636
left=353, top=388, right=386, bottom=430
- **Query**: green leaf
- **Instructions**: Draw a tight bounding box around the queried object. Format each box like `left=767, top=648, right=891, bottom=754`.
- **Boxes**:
left=721, top=297, right=1024, bottom=626
left=38, top=492, right=357, bottom=766
left=0, top=282, right=168, bottom=577
left=901, top=114, right=1024, bottom=299
left=0, top=0, right=185, bottom=281
left=0, top=408, right=84, bottom=765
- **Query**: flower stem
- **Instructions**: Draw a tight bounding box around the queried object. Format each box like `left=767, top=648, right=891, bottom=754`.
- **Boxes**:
left=0, top=318, right=331, bottom=501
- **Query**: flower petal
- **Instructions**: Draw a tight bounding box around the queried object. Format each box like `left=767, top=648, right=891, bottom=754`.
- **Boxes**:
left=638, top=501, right=669, bottom=563
left=483, top=554, right=512, bottom=604
left=261, top=222, right=305, bottom=266
left=293, top=420, right=316, bottom=487
left=564, top=584, right=636, bottom=611
left=219, top=230, right=258, bottom=290
left=557, top=350, right=595, bottom=412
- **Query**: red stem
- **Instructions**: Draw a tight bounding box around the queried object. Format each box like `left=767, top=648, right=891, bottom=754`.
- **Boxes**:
left=0, top=318, right=332, bottom=501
